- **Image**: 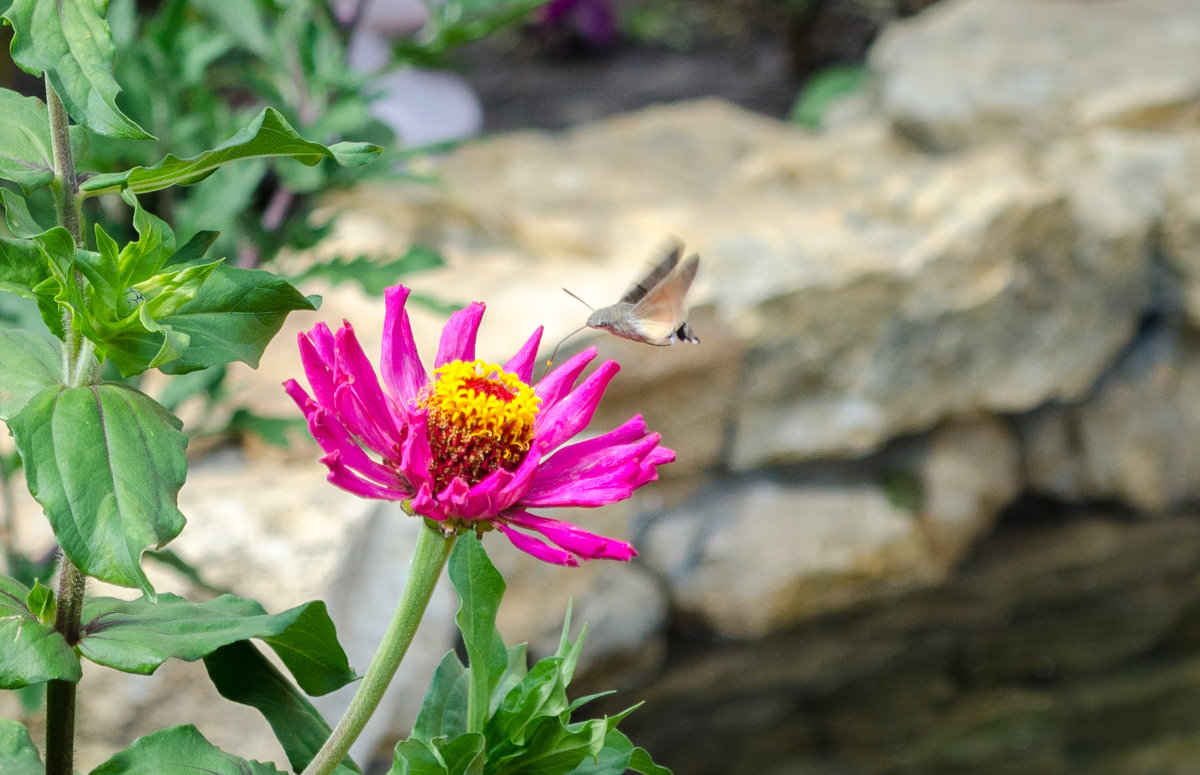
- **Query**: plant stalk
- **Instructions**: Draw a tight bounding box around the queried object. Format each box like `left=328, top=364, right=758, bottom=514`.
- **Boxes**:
left=46, top=79, right=83, bottom=247
left=45, top=558, right=85, bottom=775
left=43, top=75, right=88, bottom=775
left=302, top=524, right=457, bottom=775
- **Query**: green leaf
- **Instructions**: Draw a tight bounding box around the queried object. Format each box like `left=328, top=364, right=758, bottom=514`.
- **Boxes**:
left=24, top=579, right=54, bottom=625
left=0, top=328, right=61, bottom=419
left=0, top=89, right=53, bottom=193
left=79, top=107, right=380, bottom=196
left=449, top=535, right=509, bottom=734
left=163, top=264, right=315, bottom=372
left=0, top=574, right=81, bottom=689
left=226, top=408, right=305, bottom=448
left=390, top=734, right=485, bottom=775
left=0, top=234, right=52, bottom=300
left=79, top=594, right=355, bottom=694
left=144, top=547, right=231, bottom=595
left=89, top=724, right=287, bottom=775
left=563, top=729, right=641, bottom=775
left=0, top=718, right=43, bottom=775
left=0, top=188, right=52, bottom=237
left=9, top=383, right=188, bottom=597
left=204, top=640, right=361, bottom=775
left=2, top=0, right=153, bottom=139
left=489, top=715, right=609, bottom=775
left=292, top=246, right=445, bottom=297
left=789, top=63, right=869, bottom=130
left=411, top=650, right=470, bottom=743
left=625, top=737, right=672, bottom=775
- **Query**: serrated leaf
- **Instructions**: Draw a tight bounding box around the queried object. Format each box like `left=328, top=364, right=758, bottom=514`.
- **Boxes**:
left=8, top=383, right=188, bottom=597
left=0, top=718, right=43, bottom=775
left=450, top=535, right=509, bottom=734
left=489, top=715, right=608, bottom=775
left=0, top=328, right=61, bottom=419
left=79, top=594, right=355, bottom=694
left=204, top=640, right=361, bottom=775
left=0, top=574, right=81, bottom=689
left=102, top=264, right=315, bottom=375
left=292, top=246, right=445, bottom=297
left=2, top=0, right=152, bottom=139
left=79, top=107, right=380, bottom=196
left=564, top=729, right=655, bottom=775
left=89, top=724, right=286, bottom=775
left=488, top=658, right=569, bottom=748
left=0, top=89, right=53, bottom=193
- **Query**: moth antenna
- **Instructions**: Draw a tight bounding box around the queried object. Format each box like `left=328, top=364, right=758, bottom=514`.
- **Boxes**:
left=543, top=325, right=589, bottom=376
left=562, top=287, right=595, bottom=311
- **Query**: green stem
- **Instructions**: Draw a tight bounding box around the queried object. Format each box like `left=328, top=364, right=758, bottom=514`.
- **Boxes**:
left=45, top=557, right=85, bottom=775
left=302, top=524, right=457, bottom=775
left=45, top=78, right=83, bottom=247
left=43, top=75, right=89, bottom=775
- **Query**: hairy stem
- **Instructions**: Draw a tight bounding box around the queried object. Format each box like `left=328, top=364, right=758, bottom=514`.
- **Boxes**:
left=46, top=79, right=83, bottom=246
left=45, top=558, right=85, bottom=775
left=43, top=75, right=88, bottom=775
left=302, top=525, right=456, bottom=775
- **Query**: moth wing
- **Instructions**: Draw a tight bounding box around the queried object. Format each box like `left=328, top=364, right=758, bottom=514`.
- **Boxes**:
left=620, top=241, right=684, bottom=304
left=630, top=253, right=700, bottom=345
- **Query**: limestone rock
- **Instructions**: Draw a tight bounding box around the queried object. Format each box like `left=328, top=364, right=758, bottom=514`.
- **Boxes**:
left=1021, top=326, right=1200, bottom=513
left=638, top=476, right=944, bottom=638
left=916, top=417, right=1021, bottom=565
left=871, top=0, right=1200, bottom=151
left=302, top=100, right=1150, bottom=471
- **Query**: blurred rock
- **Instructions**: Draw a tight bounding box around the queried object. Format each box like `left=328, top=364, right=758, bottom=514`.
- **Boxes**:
left=871, top=0, right=1200, bottom=151
left=917, top=417, right=1020, bottom=565
left=315, top=101, right=1146, bottom=470
left=1021, top=326, right=1200, bottom=513
left=638, top=476, right=942, bottom=638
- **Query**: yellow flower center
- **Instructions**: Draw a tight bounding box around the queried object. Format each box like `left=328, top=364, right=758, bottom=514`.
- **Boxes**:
left=419, top=360, right=540, bottom=492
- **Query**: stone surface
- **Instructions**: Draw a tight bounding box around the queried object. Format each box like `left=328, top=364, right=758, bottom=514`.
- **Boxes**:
left=871, top=0, right=1200, bottom=151
left=615, top=515, right=1200, bottom=775
left=1021, top=325, right=1200, bottom=513
left=916, top=417, right=1021, bottom=565
left=638, top=476, right=944, bottom=638
left=306, top=100, right=1148, bottom=471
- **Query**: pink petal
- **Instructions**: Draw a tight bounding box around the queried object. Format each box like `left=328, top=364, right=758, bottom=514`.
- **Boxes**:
left=535, top=347, right=596, bottom=411
left=534, top=360, right=619, bottom=453
left=435, top=301, right=485, bottom=368
left=505, top=509, right=637, bottom=561
left=397, top=408, right=435, bottom=494
left=298, top=327, right=336, bottom=409
left=306, top=407, right=398, bottom=486
left=540, top=415, right=649, bottom=463
left=382, top=285, right=428, bottom=405
left=494, top=522, right=580, bottom=566
left=333, top=382, right=399, bottom=459
left=495, top=448, right=542, bottom=512
left=284, top=378, right=316, bottom=418
left=324, top=451, right=411, bottom=501
left=504, top=326, right=544, bottom=384
left=409, top=482, right=447, bottom=521
left=333, top=323, right=404, bottom=444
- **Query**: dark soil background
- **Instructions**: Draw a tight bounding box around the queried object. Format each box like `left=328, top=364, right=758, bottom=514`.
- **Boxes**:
left=457, top=0, right=939, bottom=133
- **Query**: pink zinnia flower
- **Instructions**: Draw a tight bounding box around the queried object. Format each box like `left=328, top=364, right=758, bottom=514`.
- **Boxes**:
left=284, top=285, right=674, bottom=566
